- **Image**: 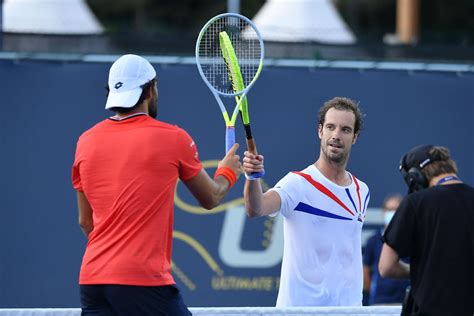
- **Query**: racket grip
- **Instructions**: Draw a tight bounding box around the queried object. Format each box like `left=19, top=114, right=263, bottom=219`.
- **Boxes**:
left=225, top=126, right=235, bottom=153
left=246, top=137, right=258, bottom=155
left=246, top=138, right=265, bottom=179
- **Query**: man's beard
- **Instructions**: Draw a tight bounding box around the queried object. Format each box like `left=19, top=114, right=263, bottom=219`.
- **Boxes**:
left=322, top=143, right=346, bottom=164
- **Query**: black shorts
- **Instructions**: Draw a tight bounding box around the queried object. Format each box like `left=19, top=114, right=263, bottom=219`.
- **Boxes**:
left=80, top=284, right=192, bottom=316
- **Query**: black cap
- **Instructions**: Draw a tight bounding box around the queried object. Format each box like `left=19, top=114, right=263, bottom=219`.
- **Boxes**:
left=400, top=144, right=442, bottom=193
left=401, top=144, right=435, bottom=171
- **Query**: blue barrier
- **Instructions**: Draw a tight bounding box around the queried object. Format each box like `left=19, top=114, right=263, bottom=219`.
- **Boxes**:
left=1, top=56, right=473, bottom=307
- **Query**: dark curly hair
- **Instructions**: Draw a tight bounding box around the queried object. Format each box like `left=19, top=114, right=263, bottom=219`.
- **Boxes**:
left=318, top=97, right=364, bottom=135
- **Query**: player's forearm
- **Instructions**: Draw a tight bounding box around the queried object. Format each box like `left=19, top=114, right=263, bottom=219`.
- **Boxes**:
left=206, top=176, right=233, bottom=209
left=185, top=165, right=239, bottom=210
left=244, top=179, right=265, bottom=217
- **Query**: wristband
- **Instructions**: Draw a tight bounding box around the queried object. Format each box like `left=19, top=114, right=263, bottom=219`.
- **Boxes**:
left=214, top=167, right=237, bottom=189
left=245, top=172, right=264, bottom=180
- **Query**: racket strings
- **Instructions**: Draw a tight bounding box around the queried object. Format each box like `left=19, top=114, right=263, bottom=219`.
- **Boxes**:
left=198, top=16, right=262, bottom=95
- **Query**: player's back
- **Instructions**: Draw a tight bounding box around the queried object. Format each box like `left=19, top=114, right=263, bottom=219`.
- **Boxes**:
left=73, top=114, right=201, bottom=286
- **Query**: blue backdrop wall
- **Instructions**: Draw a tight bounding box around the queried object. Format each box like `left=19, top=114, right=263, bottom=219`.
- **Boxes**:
left=1, top=58, right=473, bottom=307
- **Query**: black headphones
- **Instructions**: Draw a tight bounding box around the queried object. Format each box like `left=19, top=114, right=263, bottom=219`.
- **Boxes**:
left=399, top=145, right=436, bottom=193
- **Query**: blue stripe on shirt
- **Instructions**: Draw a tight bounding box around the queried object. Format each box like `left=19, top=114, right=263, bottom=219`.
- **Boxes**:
left=294, top=202, right=352, bottom=220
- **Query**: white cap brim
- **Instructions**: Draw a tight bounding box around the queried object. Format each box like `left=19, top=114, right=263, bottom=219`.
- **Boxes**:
left=105, top=87, right=143, bottom=109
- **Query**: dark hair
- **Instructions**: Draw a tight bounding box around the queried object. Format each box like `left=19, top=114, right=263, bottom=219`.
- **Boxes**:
left=422, top=146, right=458, bottom=181
left=318, top=97, right=364, bottom=135
left=106, top=79, right=156, bottom=114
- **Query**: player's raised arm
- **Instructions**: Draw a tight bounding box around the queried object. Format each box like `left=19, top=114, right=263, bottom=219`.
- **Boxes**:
left=184, top=143, right=241, bottom=210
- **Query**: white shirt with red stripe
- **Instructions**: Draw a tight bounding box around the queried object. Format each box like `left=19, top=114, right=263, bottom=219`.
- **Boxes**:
left=270, top=164, right=370, bottom=307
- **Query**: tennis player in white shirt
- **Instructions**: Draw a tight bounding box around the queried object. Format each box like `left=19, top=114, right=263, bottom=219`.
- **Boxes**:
left=243, top=97, right=370, bottom=307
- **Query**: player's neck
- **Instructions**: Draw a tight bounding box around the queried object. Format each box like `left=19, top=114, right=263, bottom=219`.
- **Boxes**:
left=113, top=103, right=149, bottom=120
left=429, top=173, right=462, bottom=187
left=314, top=159, right=351, bottom=186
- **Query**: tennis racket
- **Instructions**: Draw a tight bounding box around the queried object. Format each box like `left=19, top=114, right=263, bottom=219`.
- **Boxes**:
left=195, top=13, right=265, bottom=179
left=218, top=30, right=264, bottom=179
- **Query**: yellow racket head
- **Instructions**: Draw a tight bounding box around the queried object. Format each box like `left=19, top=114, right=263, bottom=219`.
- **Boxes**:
left=219, top=31, right=251, bottom=125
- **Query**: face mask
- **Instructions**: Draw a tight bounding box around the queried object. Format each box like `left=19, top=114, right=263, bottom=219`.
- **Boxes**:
left=383, top=210, right=396, bottom=225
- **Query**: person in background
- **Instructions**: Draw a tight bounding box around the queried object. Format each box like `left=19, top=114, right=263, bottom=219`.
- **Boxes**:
left=363, top=193, right=409, bottom=305
left=379, top=145, right=474, bottom=316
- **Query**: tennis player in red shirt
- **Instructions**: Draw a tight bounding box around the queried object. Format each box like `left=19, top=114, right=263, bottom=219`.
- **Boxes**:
left=72, top=54, right=241, bottom=315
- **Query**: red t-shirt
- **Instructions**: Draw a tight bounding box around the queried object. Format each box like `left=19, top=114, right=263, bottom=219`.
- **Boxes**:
left=72, top=115, right=202, bottom=286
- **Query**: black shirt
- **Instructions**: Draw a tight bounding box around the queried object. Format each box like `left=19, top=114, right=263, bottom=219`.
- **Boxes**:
left=384, top=183, right=474, bottom=316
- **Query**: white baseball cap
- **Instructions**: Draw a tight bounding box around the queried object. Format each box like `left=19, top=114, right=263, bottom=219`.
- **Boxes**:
left=105, top=54, right=157, bottom=109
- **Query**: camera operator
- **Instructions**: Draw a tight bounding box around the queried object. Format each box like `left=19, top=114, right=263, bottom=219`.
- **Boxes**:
left=379, top=145, right=474, bottom=316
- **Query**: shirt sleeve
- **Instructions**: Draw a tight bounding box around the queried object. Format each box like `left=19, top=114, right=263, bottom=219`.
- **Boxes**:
left=176, top=128, right=202, bottom=181
left=383, top=196, right=416, bottom=258
left=269, top=172, right=302, bottom=218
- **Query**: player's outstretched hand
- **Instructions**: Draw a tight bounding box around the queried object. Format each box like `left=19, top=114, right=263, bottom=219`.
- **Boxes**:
left=243, top=151, right=264, bottom=176
left=218, top=143, right=242, bottom=180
